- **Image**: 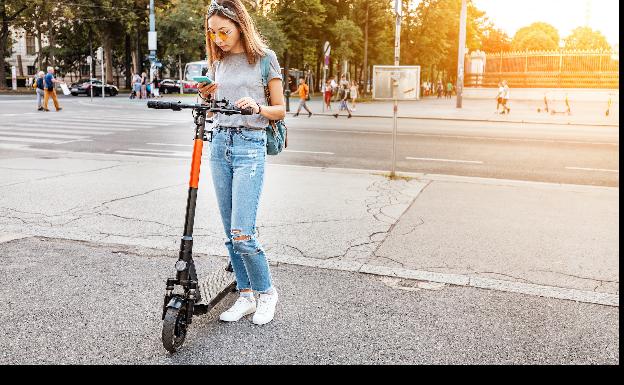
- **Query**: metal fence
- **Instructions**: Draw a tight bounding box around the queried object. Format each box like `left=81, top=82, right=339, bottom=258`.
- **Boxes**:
left=466, top=50, right=619, bottom=88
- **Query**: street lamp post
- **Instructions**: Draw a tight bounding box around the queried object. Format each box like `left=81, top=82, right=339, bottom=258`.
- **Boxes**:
left=148, top=0, right=157, bottom=87
left=456, top=0, right=467, bottom=108
left=391, top=0, right=402, bottom=177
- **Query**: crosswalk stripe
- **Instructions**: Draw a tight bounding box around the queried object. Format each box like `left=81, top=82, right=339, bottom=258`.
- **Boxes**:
left=115, top=150, right=190, bottom=157
left=45, top=119, right=172, bottom=126
left=0, top=136, right=61, bottom=144
left=0, top=131, right=88, bottom=140
left=0, top=143, right=28, bottom=150
left=8, top=127, right=114, bottom=135
left=11, top=123, right=133, bottom=132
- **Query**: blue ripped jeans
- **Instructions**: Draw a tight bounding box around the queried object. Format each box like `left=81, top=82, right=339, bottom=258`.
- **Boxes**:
left=209, top=127, right=273, bottom=293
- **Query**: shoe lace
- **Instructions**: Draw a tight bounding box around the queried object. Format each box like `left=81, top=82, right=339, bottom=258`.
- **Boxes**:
left=229, top=296, right=252, bottom=312
left=256, top=294, right=274, bottom=314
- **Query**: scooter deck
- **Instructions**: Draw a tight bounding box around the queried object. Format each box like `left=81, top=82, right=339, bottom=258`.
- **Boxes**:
left=193, top=264, right=236, bottom=314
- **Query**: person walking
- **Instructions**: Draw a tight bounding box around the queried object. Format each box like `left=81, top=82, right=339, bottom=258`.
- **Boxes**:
left=34, top=71, right=45, bottom=111
left=323, top=79, right=332, bottom=110
left=293, top=77, right=312, bottom=117
left=131, top=73, right=142, bottom=99
left=42, top=66, right=63, bottom=112
left=334, top=83, right=352, bottom=118
left=446, top=81, right=453, bottom=99
left=152, top=73, right=161, bottom=98
left=140, top=72, right=147, bottom=99
left=501, top=79, right=511, bottom=114
left=198, top=0, right=285, bottom=325
left=349, top=80, right=358, bottom=111
left=495, top=82, right=504, bottom=114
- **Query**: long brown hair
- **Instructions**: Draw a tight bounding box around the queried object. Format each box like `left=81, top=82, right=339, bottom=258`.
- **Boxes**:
left=205, top=0, right=268, bottom=67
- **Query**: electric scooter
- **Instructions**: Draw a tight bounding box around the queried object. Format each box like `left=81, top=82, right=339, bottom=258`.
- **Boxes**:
left=147, top=98, right=254, bottom=353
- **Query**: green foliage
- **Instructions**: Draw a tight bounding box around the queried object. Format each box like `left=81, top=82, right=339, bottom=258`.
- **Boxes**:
left=512, top=22, right=560, bottom=51
left=329, top=16, right=362, bottom=64
left=480, top=24, right=511, bottom=53
left=564, top=27, right=611, bottom=51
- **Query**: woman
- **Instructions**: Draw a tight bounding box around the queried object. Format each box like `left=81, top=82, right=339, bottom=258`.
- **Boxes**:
left=140, top=72, right=147, bottom=99
left=132, top=73, right=141, bottom=99
left=349, top=81, right=358, bottom=111
left=198, top=0, right=285, bottom=325
left=323, top=79, right=332, bottom=110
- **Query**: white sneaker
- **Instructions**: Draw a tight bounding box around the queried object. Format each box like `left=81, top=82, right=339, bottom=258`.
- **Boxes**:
left=252, top=291, right=279, bottom=325
left=219, top=296, right=256, bottom=322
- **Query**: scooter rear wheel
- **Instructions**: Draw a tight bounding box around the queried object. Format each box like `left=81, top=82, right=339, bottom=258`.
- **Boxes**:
left=162, top=307, right=187, bottom=353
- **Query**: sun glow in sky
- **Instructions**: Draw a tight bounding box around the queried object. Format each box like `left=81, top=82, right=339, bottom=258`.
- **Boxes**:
left=472, top=0, right=619, bottom=46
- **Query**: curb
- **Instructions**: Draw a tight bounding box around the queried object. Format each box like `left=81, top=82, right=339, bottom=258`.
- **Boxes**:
left=269, top=254, right=619, bottom=307
left=289, top=111, right=619, bottom=127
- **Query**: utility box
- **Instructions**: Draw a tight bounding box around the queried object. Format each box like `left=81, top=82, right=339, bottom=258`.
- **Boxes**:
left=373, top=65, right=421, bottom=100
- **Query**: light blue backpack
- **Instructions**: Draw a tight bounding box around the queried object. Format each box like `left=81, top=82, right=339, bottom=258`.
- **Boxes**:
left=260, top=54, right=288, bottom=155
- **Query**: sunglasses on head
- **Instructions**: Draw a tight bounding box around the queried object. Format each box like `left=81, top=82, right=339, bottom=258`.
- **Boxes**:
left=208, top=29, right=233, bottom=42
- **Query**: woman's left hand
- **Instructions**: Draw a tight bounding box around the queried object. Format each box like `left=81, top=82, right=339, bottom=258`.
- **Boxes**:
left=235, top=97, right=260, bottom=114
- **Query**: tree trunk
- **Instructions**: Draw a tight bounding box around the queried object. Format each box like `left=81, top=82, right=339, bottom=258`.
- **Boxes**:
left=103, top=33, right=114, bottom=86
left=125, top=33, right=132, bottom=89
left=362, top=0, right=369, bottom=94
left=136, top=28, right=142, bottom=74
left=0, top=19, right=8, bottom=89
left=47, top=17, right=56, bottom=66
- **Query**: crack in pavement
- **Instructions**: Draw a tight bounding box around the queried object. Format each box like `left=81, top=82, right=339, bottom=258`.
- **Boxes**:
left=258, top=217, right=365, bottom=228
left=529, top=269, right=618, bottom=284
left=0, top=163, right=126, bottom=189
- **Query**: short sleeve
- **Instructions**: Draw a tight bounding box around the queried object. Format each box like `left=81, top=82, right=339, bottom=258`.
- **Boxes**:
left=266, top=50, right=282, bottom=82
left=209, top=61, right=217, bottom=81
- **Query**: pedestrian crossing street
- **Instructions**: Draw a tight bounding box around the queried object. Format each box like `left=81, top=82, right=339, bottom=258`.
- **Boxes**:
left=0, top=114, right=175, bottom=150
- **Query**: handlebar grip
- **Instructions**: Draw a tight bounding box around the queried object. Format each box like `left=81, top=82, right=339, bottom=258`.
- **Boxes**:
left=147, top=101, right=175, bottom=109
left=240, top=107, right=254, bottom=115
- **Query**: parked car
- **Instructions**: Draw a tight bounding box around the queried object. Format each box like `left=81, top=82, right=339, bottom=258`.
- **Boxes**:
left=70, top=78, right=119, bottom=96
left=159, top=79, right=181, bottom=94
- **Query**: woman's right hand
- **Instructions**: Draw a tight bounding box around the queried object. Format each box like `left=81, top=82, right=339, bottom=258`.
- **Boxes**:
left=198, top=82, right=218, bottom=99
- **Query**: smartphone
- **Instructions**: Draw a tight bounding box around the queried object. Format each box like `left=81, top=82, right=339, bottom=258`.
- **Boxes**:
left=192, top=75, right=213, bottom=85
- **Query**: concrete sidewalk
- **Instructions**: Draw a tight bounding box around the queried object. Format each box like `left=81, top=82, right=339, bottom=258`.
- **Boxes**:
left=0, top=148, right=618, bottom=306
left=294, top=96, right=619, bottom=127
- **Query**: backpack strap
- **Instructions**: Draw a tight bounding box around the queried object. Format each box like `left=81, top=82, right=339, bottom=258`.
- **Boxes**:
left=260, top=54, right=270, bottom=87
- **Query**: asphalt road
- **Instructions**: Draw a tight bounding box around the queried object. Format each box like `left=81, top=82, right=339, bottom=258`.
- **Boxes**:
left=0, top=237, right=618, bottom=364
left=0, top=95, right=619, bottom=187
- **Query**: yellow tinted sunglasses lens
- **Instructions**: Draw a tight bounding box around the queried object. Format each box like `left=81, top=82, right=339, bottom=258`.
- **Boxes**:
left=209, top=31, right=229, bottom=42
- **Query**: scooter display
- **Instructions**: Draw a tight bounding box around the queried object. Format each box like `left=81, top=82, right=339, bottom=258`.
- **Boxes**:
left=147, top=98, right=254, bottom=353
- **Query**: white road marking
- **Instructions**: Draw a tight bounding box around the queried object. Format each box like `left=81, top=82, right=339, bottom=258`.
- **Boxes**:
left=565, top=167, right=619, bottom=173
left=0, top=143, right=28, bottom=149
left=146, top=142, right=193, bottom=147
left=115, top=150, right=190, bottom=157
left=406, top=157, right=484, bottom=164
left=288, top=128, right=618, bottom=146
left=0, top=131, right=88, bottom=140
left=9, top=127, right=114, bottom=135
left=11, top=122, right=133, bottom=131
left=0, top=136, right=61, bottom=144
left=284, top=150, right=335, bottom=155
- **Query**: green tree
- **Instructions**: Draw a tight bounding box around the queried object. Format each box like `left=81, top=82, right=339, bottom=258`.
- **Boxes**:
left=329, top=16, right=362, bottom=72
left=402, top=0, right=486, bottom=82
left=480, top=24, right=511, bottom=53
left=275, top=0, right=326, bottom=90
left=511, top=22, right=559, bottom=51
left=564, top=26, right=611, bottom=51
left=1, top=0, right=32, bottom=89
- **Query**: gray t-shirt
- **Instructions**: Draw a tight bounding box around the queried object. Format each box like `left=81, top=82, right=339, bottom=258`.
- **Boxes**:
left=209, top=49, right=282, bottom=129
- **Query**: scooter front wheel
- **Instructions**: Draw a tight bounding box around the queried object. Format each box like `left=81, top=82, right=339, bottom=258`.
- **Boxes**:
left=162, top=307, right=188, bottom=353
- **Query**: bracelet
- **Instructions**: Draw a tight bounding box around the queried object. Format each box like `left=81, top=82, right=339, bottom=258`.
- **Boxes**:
left=257, top=103, right=262, bottom=115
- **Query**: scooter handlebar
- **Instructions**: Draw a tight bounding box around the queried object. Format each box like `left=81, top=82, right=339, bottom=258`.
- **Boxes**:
left=147, top=100, right=254, bottom=115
